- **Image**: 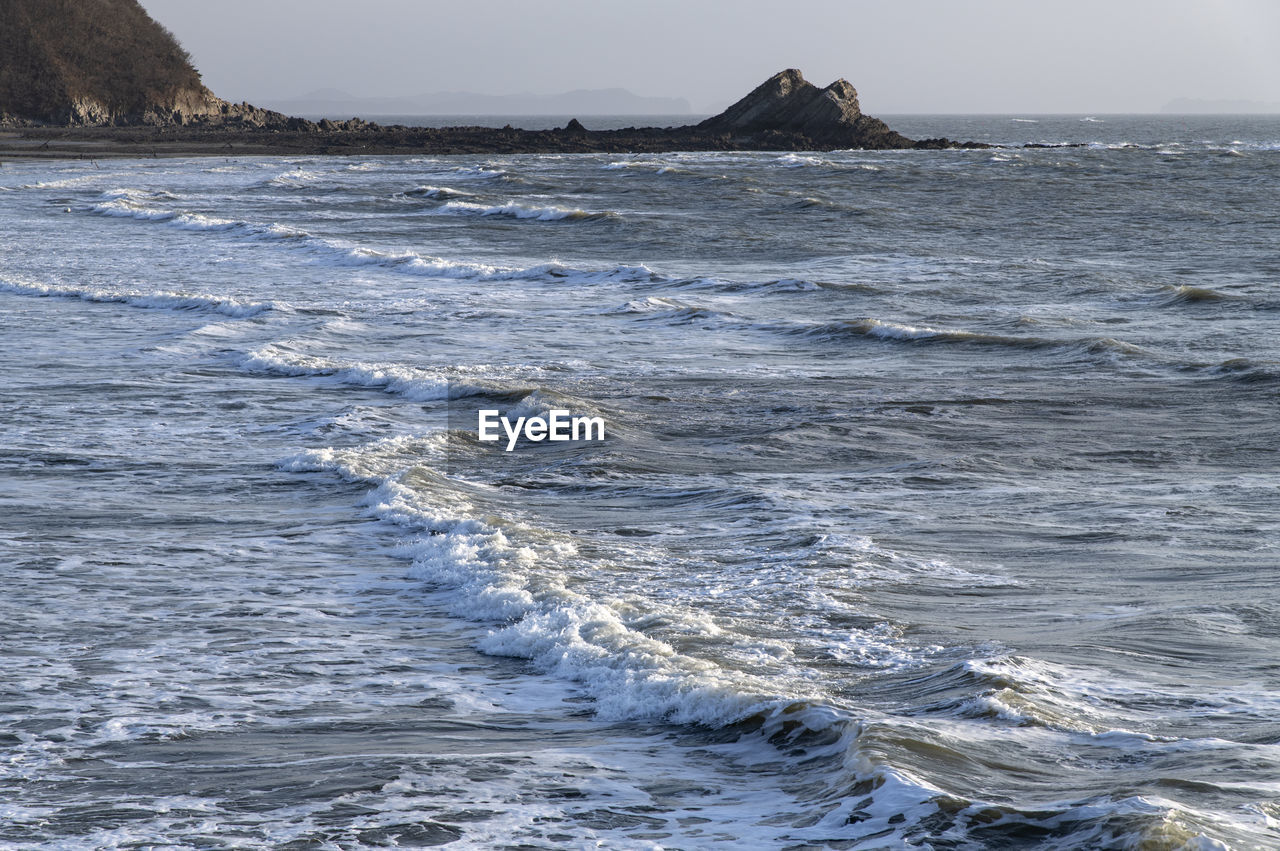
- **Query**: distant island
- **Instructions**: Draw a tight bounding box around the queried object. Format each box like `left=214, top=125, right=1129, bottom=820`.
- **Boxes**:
left=261, top=88, right=694, bottom=119
left=1161, top=97, right=1280, bottom=115
left=0, top=0, right=982, bottom=157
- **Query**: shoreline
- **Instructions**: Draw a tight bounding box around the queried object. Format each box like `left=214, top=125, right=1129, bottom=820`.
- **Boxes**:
left=0, top=123, right=987, bottom=161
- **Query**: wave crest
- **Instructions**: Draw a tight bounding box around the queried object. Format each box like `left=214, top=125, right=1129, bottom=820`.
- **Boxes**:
left=0, top=277, right=278, bottom=317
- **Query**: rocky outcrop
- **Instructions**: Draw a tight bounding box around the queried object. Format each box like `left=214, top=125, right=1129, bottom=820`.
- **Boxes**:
left=697, top=69, right=917, bottom=149
left=701, top=69, right=857, bottom=134
left=0, top=0, right=331, bottom=128
left=0, top=0, right=206, bottom=125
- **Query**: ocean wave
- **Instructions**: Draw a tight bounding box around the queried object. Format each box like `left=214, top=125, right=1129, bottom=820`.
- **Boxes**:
left=83, top=192, right=652, bottom=283
left=447, top=165, right=507, bottom=180
left=1204, top=357, right=1280, bottom=384
left=279, top=437, right=1242, bottom=847
left=279, top=436, right=800, bottom=726
left=239, top=345, right=491, bottom=401
left=790, top=317, right=1148, bottom=358
left=602, top=295, right=687, bottom=315
left=775, top=153, right=838, bottom=168
left=925, top=653, right=1280, bottom=745
left=773, top=153, right=881, bottom=171
left=1145, top=284, right=1280, bottom=311
left=402, top=184, right=472, bottom=200
left=602, top=159, right=665, bottom=170
left=602, top=296, right=737, bottom=325
left=796, top=317, right=1044, bottom=347
left=429, top=199, right=616, bottom=221
left=787, top=196, right=837, bottom=209
left=19, top=174, right=115, bottom=190
left=1156, top=284, right=1229, bottom=305
left=262, top=169, right=325, bottom=188
left=100, top=186, right=182, bottom=202
left=81, top=193, right=890, bottom=300
left=0, top=277, right=278, bottom=318
left=663, top=275, right=832, bottom=294
left=601, top=159, right=691, bottom=175
left=90, top=192, right=307, bottom=240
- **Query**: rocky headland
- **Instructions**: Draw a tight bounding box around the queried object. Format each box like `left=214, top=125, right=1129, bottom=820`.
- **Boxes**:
left=0, top=0, right=984, bottom=158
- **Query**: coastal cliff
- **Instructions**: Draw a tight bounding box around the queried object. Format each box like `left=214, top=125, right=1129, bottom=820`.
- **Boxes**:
left=0, top=0, right=293, bottom=127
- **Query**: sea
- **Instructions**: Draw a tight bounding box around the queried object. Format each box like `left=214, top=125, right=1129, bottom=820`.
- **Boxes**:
left=1, top=115, right=1278, bottom=849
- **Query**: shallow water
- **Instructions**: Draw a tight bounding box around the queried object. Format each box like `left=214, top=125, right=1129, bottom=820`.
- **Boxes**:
left=2, top=115, right=1279, bottom=848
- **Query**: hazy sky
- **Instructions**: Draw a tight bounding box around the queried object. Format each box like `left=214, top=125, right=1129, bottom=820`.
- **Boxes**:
left=140, top=0, right=1280, bottom=113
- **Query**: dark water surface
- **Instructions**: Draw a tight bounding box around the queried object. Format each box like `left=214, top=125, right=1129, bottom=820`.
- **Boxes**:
left=1, top=116, right=1278, bottom=848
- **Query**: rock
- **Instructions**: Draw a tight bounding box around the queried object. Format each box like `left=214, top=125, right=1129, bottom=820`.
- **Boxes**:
left=700, top=69, right=858, bottom=134
left=698, top=68, right=916, bottom=148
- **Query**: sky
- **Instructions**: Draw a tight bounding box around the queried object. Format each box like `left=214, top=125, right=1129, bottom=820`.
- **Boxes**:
left=140, top=0, right=1280, bottom=114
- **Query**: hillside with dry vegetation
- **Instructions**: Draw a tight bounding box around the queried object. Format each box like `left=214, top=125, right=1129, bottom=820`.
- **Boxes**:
left=0, top=0, right=216, bottom=124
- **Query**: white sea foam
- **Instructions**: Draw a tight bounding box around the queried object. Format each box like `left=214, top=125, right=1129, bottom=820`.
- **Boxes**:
left=239, top=345, right=478, bottom=401
left=90, top=193, right=307, bottom=241
left=600, top=160, right=686, bottom=173
left=602, top=296, right=686, bottom=315
left=264, top=169, right=324, bottom=188
left=403, top=184, right=471, bottom=200
left=448, top=165, right=506, bottom=180
left=602, top=160, right=662, bottom=169
left=0, top=277, right=278, bottom=318
left=82, top=193, right=652, bottom=284
left=845, top=318, right=960, bottom=342
left=20, top=175, right=111, bottom=190
left=776, top=153, right=837, bottom=168
left=283, top=440, right=804, bottom=728
left=431, top=199, right=613, bottom=221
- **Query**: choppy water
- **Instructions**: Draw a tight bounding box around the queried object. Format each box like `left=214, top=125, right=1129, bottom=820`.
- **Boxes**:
left=2, top=115, right=1279, bottom=849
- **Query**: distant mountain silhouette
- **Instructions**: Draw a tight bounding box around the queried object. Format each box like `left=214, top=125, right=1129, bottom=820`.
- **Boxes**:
left=260, top=88, right=694, bottom=118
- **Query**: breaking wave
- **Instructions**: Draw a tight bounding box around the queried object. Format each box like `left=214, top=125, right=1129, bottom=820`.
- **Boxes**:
left=238, top=345, right=492, bottom=401
left=0, top=277, right=278, bottom=318
left=84, top=189, right=649, bottom=284
left=429, top=199, right=616, bottom=221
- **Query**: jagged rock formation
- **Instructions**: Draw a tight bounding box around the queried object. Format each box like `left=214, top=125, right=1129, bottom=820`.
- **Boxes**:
left=698, top=69, right=916, bottom=149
